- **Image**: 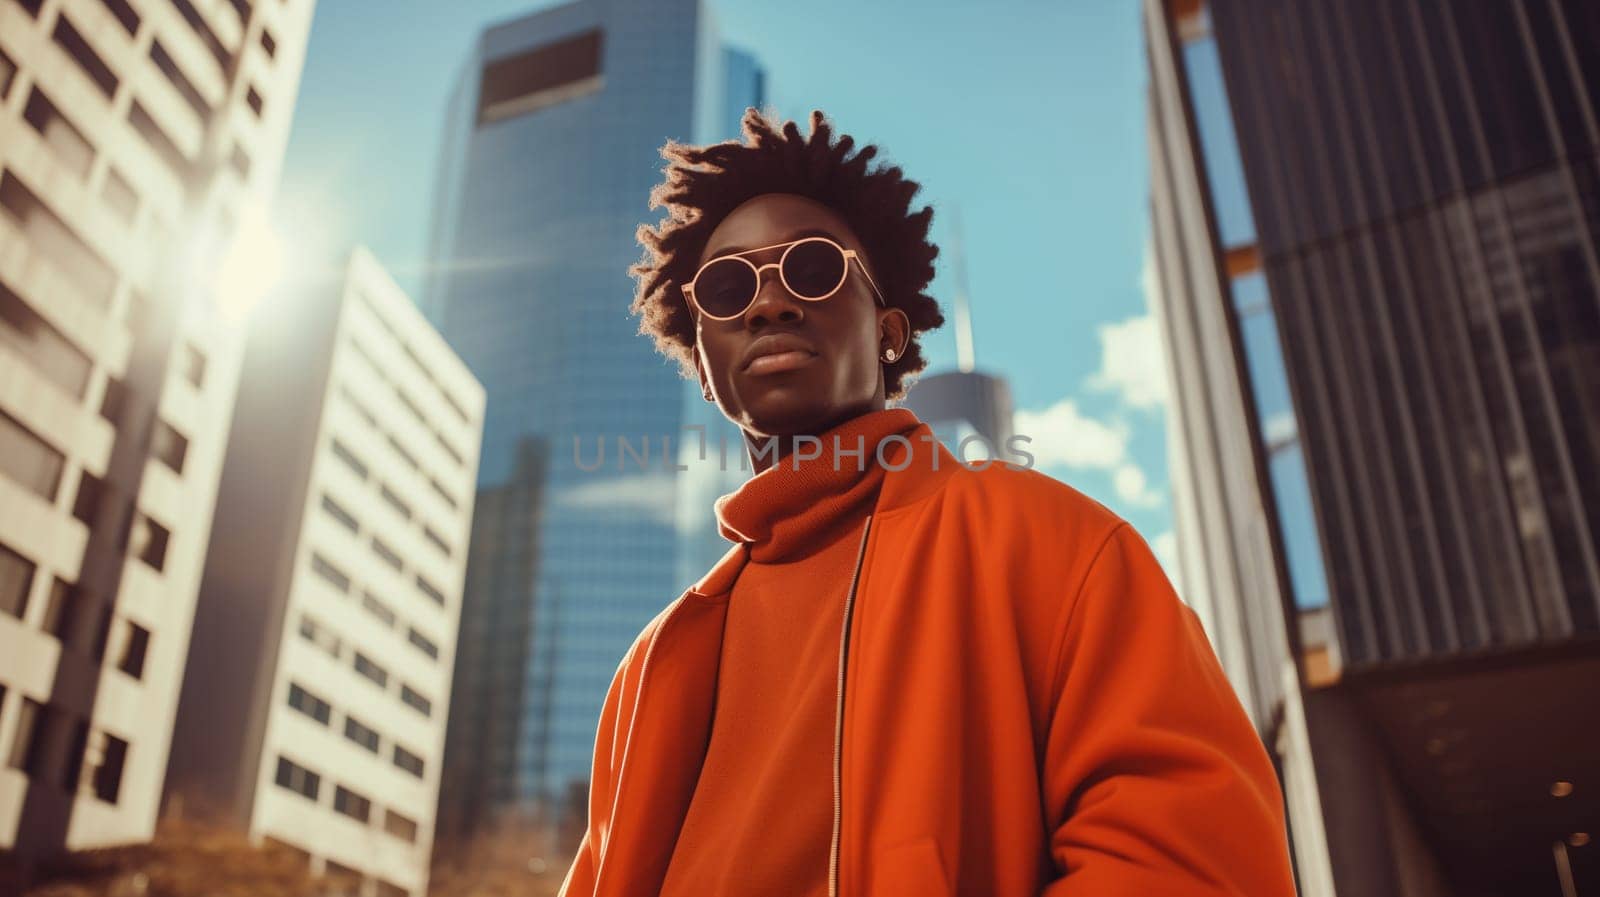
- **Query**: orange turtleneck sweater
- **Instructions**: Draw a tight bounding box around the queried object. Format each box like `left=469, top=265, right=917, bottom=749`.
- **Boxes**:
left=657, top=408, right=922, bottom=897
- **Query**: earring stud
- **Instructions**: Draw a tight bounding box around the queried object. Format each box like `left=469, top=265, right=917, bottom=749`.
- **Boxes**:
left=883, top=348, right=898, bottom=363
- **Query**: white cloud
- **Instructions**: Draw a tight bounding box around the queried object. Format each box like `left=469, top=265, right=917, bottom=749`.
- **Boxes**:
left=1088, top=314, right=1169, bottom=411
left=1013, top=398, right=1129, bottom=470
left=1113, top=463, right=1162, bottom=508
left=551, top=473, right=678, bottom=526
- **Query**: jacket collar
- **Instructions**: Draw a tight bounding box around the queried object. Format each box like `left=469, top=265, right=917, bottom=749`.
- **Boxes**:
left=686, top=418, right=961, bottom=602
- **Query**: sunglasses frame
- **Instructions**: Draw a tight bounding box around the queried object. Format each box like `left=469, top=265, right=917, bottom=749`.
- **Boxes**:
left=682, top=235, right=887, bottom=321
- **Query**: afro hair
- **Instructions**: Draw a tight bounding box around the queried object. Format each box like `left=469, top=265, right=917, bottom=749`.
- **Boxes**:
left=630, top=107, right=945, bottom=400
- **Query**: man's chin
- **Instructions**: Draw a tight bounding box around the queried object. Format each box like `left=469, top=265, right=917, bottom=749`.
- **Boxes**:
left=732, top=389, right=840, bottom=441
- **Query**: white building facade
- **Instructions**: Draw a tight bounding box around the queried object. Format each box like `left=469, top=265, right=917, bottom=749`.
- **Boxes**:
left=0, top=0, right=314, bottom=856
left=167, top=247, right=484, bottom=897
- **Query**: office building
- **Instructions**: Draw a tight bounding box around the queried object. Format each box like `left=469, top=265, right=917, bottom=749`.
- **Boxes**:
left=1147, top=0, right=1600, bottom=893
left=0, top=0, right=313, bottom=858
left=424, top=0, right=763, bottom=836
left=164, top=247, right=485, bottom=897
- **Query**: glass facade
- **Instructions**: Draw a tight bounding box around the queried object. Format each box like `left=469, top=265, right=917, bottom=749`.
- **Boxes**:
left=1207, top=0, right=1600, bottom=665
left=429, top=0, right=764, bottom=831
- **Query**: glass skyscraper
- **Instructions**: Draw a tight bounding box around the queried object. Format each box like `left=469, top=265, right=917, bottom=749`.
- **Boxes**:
left=1148, top=0, right=1599, bottom=893
left=424, top=0, right=763, bottom=837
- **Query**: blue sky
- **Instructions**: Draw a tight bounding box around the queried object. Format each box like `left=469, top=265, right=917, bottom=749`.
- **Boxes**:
left=278, top=0, right=1175, bottom=569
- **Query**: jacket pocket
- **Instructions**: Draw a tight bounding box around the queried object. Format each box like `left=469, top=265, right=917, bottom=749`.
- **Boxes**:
left=865, top=835, right=952, bottom=896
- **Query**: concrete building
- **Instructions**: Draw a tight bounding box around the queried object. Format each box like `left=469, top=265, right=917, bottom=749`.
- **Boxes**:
left=1146, top=0, right=1599, bottom=893
left=0, top=0, right=313, bottom=858
left=423, top=0, right=763, bottom=837
left=164, top=247, right=485, bottom=897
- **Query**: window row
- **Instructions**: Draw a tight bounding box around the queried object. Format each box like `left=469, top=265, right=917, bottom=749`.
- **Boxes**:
left=307, top=547, right=445, bottom=662
left=352, top=290, right=475, bottom=430
left=1, top=543, right=154, bottom=680
left=3, top=687, right=128, bottom=805
left=273, top=755, right=421, bottom=844
left=284, top=682, right=427, bottom=780
left=335, top=385, right=463, bottom=514
left=343, top=334, right=471, bottom=474
left=294, top=588, right=436, bottom=722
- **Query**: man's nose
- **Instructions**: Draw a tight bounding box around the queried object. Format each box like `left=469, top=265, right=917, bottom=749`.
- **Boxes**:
left=743, top=265, right=804, bottom=328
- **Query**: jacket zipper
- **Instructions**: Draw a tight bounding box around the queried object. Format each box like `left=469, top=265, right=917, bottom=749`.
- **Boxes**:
left=829, top=515, right=874, bottom=897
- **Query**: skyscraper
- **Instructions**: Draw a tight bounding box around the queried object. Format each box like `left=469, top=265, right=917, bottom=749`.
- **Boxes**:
left=425, top=0, right=764, bottom=835
left=1147, top=0, right=1599, bottom=893
left=165, top=247, right=484, bottom=897
left=0, top=0, right=313, bottom=859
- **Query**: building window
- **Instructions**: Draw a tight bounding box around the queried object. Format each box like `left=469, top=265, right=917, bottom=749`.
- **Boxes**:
left=310, top=553, right=351, bottom=593
left=414, top=574, right=445, bottom=607
left=0, top=280, right=94, bottom=399
left=245, top=86, right=264, bottom=117
left=274, top=756, right=319, bottom=801
left=23, top=88, right=95, bottom=182
left=379, top=484, right=412, bottom=520
left=392, top=744, right=424, bottom=779
left=343, top=715, right=379, bottom=753
left=260, top=28, right=277, bottom=59
left=429, top=477, right=459, bottom=511
left=287, top=683, right=331, bottom=726
left=180, top=343, right=207, bottom=388
left=42, top=578, right=79, bottom=641
left=228, top=143, right=251, bottom=179
left=371, top=538, right=402, bottom=572
left=149, top=40, right=212, bottom=121
left=113, top=620, right=149, bottom=679
left=320, top=493, right=360, bottom=534
left=376, top=881, right=408, bottom=897
left=332, top=785, right=370, bottom=823
left=0, top=171, right=117, bottom=310
left=8, top=698, right=46, bottom=777
left=330, top=438, right=369, bottom=480
left=128, top=101, right=193, bottom=182
left=386, top=435, right=419, bottom=470
left=405, top=627, right=438, bottom=661
left=423, top=526, right=452, bottom=558
left=361, top=592, right=396, bottom=629
left=383, top=809, right=417, bottom=843
left=100, top=378, right=128, bottom=423
left=0, top=541, right=34, bottom=620
left=325, top=861, right=362, bottom=888
left=298, top=614, right=341, bottom=659
left=353, top=653, right=388, bottom=689
left=150, top=420, right=189, bottom=474
left=97, top=0, right=140, bottom=36
left=0, top=48, right=17, bottom=99
left=435, top=432, right=465, bottom=469
left=339, top=384, right=377, bottom=428
left=101, top=168, right=139, bottom=226
left=399, top=685, right=431, bottom=718
left=128, top=513, right=170, bottom=571
left=0, top=409, right=65, bottom=501
left=166, top=0, right=231, bottom=69
left=86, top=730, right=127, bottom=803
left=476, top=28, right=603, bottom=125
left=71, top=474, right=103, bottom=529
left=52, top=16, right=119, bottom=99
left=1181, top=36, right=1256, bottom=249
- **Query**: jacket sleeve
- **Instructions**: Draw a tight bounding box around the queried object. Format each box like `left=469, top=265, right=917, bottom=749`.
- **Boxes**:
left=1038, top=523, right=1298, bottom=896
left=558, top=626, right=652, bottom=897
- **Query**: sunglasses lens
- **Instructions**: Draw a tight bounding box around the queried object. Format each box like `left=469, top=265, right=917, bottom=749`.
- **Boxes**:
left=693, top=258, right=758, bottom=318
left=782, top=239, right=848, bottom=299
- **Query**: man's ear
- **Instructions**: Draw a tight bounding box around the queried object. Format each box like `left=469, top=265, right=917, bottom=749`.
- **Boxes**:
left=878, top=308, right=911, bottom=360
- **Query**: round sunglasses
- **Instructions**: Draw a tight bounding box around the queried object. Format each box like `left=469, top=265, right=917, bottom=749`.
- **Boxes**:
left=683, top=236, right=886, bottom=321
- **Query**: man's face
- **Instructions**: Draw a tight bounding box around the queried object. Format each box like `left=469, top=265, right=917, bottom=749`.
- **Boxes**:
left=692, top=193, right=908, bottom=439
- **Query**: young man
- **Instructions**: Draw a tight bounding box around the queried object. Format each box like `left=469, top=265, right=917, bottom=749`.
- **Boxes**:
left=558, top=109, right=1297, bottom=897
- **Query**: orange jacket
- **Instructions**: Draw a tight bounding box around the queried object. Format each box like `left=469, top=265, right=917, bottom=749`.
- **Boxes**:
left=560, top=426, right=1298, bottom=896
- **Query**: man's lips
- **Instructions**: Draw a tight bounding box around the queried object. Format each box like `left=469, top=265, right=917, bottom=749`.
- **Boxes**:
left=741, top=333, right=820, bottom=375
left=745, top=350, right=817, bottom=375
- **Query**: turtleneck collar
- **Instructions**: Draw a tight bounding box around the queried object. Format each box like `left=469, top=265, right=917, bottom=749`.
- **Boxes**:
left=715, top=408, right=923, bottom=563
